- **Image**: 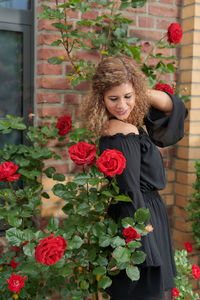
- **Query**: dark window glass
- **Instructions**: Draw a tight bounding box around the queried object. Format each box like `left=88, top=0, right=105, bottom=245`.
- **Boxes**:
left=0, top=0, right=31, bottom=10
left=0, top=30, right=23, bottom=146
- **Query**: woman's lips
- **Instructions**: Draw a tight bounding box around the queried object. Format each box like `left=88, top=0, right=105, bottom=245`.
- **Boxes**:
left=116, top=110, right=127, bottom=115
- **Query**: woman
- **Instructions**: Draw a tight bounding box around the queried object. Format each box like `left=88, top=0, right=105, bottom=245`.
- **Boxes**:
left=81, top=56, right=187, bottom=300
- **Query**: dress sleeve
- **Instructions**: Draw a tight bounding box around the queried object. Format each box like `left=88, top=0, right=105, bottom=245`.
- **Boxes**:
left=144, top=92, right=188, bottom=148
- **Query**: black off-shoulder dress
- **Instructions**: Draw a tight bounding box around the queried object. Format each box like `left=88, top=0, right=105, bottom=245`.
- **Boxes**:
left=99, top=93, right=188, bottom=300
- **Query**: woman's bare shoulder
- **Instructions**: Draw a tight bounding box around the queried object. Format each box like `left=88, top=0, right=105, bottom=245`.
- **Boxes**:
left=105, top=119, right=139, bottom=136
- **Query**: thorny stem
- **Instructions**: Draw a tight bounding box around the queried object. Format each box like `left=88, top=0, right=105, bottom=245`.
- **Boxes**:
left=102, top=1, right=116, bottom=55
left=56, top=0, right=83, bottom=77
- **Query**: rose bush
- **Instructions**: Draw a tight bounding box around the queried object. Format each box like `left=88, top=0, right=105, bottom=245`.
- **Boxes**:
left=173, top=245, right=200, bottom=300
left=0, top=115, right=151, bottom=299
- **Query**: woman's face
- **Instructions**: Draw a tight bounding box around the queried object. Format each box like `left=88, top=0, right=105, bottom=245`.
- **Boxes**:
left=103, top=82, right=136, bottom=121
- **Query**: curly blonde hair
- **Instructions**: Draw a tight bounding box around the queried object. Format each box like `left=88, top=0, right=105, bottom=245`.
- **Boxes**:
left=80, top=55, right=150, bottom=138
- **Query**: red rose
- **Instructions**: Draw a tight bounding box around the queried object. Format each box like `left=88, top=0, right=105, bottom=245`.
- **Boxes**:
left=97, top=149, right=126, bottom=177
left=9, top=259, right=19, bottom=269
left=55, top=115, right=72, bottom=136
left=184, top=241, right=193, bottom=253
left=155, top=83, right=174, bottom=94
left=0, top=162, right=20, bottom=182
left=122, top=226, right=140, bottom=243
left=192, top=264, right=200, bottom=280
left=7, top=273, right=27, bottom=293
left=35, top=233, right=67, bottom=265
left=172, top=287, right=179, bottom=297
left=167, top=23, right=183, bottom=45
left=68, top=142, right=97, bottom=166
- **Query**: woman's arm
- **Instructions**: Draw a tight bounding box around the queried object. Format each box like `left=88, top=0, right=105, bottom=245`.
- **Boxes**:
left=147, top=89, right=173, bottom=114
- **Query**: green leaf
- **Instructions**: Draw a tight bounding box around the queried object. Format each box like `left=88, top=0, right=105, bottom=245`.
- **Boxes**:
left=93, top=266, right=106, bottom=276
left=8, top=216, right=22, bottom=228
left=114, top=195, right=132, bottom=202
left=131, top=0, right=147, bottom=8
left=80, top=280, right=89, bottom=290
left=134, top=208, right=150, bottom=223
left=53, top=173, right=65, bottom=181
left=127, top=240, right=141, bottom=251
left=74, top=173, right=91, bottom=185
left=60, top=287, right=71, bottom=298
left=41, top=192, right=50, bottom=199
left=111, top=236, right=126, bottom=248
left=44, top=167, right=56, bottom=178
left=113, top=246, right=131, bottom=263
left=126, top=265, right=140, bottom=281
left=59, top=265, right=72, bottom=277
left=99, top=234, right=111, bottom=247
left=98, top=275, right=112, bottom=289
left=47, top=217, right=59, bottom=231
left=121, top=217, right=134, bottom=228
left=131, top=251, right=146, bottom=264
left=93, top=222, right=106, bottom=236
left=76, top=202, right=90, bottom=215
left=23, top=243, right=35, bottom=257
left=119, top=2, right=131, bottom=10
left=23, top=229, right=35, bottom=241
left=67, top=235, right=83, bottom=249
left=6, top=228, right=24, bottom=246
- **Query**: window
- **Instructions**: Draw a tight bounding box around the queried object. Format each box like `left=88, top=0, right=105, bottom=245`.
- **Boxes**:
left=0, top=0, right=34, bottom=146
left=0, top=0, right=34, bottom=234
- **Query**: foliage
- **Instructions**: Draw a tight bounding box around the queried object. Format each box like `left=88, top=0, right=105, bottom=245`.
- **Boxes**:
left=174, top=249, right=199, bottom=300
left=0, top=115, right=150, bottom=299
left=186, top=161, right=200, bottom=250
left=38, top=0, right=189, bottom=103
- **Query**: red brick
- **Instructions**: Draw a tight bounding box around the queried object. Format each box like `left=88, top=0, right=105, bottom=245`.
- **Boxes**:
left=138, top=16, right=154, bottom=28
left=74, top=81, right=91, bottom=91
left=157, top=20, right=171, bottom=30
left=149, top=5, right=179, bottom=18
left=37, top=33, right=62, bottom=46
left=75, top=51, right=101, bottom=63
left=37, top=106, right=72, bottom=117
left=160, top=0, right=173, bottom=4
left=163, top=159, right=172, bottom=169
left=127, top=5, right=147, bottom=13
left=67, top=8, right=79, bottom=19
left=64, top=94, right=80, bottom=105
left=48, top=163, right=69, bottom=174
left=82, top=10, right=98, bottom=20
left=36, top=93, right=61, bottom=104
left=37, top=77, right=70, bottom=90
left=155, top=47, right=171, bottom=56
left=130, top=29, right=162, bottom=41
left=37, top=48, right=66, bottom=60
left=37, top=63, right=62, bottom=75
left=38, top=20, right=59, bottom=31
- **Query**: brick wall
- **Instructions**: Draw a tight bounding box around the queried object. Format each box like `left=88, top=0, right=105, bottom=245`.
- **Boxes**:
left=173, top=0, right=200, bottom=292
